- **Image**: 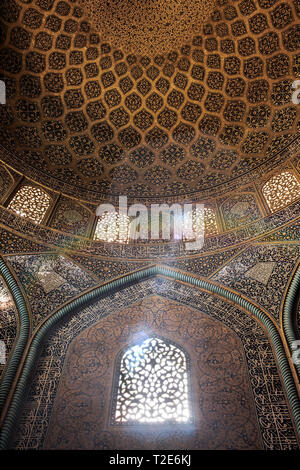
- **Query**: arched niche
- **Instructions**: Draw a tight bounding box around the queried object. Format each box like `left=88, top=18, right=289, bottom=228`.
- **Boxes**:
left=11, top=277, right=298, bottom=450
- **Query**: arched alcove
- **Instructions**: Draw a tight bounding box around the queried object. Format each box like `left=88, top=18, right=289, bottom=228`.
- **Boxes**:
left=10, top=276, right=298, bottom=450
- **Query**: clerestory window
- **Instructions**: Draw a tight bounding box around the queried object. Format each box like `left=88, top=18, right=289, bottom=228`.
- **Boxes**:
left=7, top=185, right=51, bottom=223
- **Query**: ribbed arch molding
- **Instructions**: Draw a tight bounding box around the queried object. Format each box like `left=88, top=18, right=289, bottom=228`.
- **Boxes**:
left=0, top=257, right=30, bottom=414
left=282, top=265, right=300, bottom=378
left=0, top=264, right=299, bottom=448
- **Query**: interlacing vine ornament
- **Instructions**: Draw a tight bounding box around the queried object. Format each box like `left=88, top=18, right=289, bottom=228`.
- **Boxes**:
left=7, top=185, right=51, bottom=224
left=262, top=171, right=300, bottom=213
left=112, top=336, right=191, bottom=425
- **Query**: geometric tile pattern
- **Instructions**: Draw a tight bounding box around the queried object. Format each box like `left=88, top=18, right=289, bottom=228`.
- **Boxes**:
left=36, top=265, right=66, bottom=293
left=6, top=254, right=98, bottom=328
left=212, top=244, right=300, bottom=322
left=0, top=0, right=299, bottom=201
left=244, top=261, right=276, bottom=286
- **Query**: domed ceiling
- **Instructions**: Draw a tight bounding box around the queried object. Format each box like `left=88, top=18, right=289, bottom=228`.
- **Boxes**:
left=0, top=0, right=299, bottom=202
left=82, top=0, right=216, bottom=55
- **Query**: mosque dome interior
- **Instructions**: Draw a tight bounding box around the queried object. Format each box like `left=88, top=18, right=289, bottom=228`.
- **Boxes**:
left=0, top=0, right=299, bottom=452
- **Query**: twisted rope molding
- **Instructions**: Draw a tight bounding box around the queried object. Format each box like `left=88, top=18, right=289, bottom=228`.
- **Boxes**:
left=283, top=266, right=300, bottom=378
left=0, top=258, right=30, bottom=414
left=0, top=264, right=299, bottom=449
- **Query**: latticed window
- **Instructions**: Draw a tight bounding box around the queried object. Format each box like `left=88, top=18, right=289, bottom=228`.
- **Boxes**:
left=111, top=336, right=192, bottom=425
left=94, top=210, right=130, bottom=243
left=94, top=207, right=218, bottom=242
left=262, top=171, right=300, bottom=212
left=7, top=185, right=51, bottom=223
left=204, top=207, right=218, bottom=236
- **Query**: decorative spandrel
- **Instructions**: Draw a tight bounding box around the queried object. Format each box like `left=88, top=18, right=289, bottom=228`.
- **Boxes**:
left=111, top=336, right=191, bottom=425
left=7, top=185, right=51, bottom=224
left=262, top=171, right=300, bottom=213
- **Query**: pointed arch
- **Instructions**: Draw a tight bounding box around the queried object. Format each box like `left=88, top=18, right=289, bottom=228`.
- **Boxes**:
left=0, top=265, right=299, bottom=449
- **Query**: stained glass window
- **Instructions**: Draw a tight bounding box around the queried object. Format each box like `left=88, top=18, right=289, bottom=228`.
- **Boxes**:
left=262, top=171, right=300, bottom=212
left=7, top=185, right=51, bottom=223
left=111, top=336, right=191, bottom=425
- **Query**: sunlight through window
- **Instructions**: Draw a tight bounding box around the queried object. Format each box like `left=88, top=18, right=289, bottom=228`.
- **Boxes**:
left=7, top=185, right=51, bottom=224
left=112, top=336, right=191, bottom=425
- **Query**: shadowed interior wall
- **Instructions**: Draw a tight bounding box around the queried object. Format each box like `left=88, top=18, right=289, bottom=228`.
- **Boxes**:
left=11, top=278, right=298, bottom=450
left=25, top=296, right=263, bottom=449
